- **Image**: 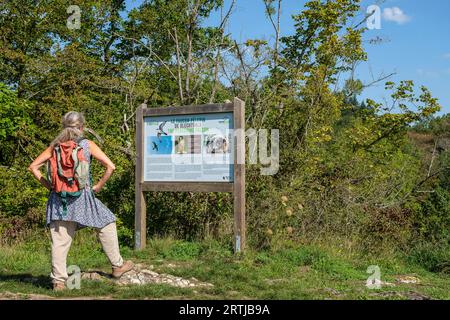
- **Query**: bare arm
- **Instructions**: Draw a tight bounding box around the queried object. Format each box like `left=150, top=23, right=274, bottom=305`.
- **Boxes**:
left=28, top=146, right=53, bottom=191
left=89, top=140, right=116, bottom=193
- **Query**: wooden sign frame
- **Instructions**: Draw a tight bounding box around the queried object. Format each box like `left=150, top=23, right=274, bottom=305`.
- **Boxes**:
left=135, top=97, right=246, bottom=253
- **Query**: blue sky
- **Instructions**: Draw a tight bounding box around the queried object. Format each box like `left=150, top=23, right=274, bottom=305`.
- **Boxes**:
left=125, top=0, right=450, bottom=115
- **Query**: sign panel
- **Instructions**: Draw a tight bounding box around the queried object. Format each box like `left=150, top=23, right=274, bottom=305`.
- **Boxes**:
left=135, top=99, right=246, bottom=253
left=143, top=112, right=234, bottom=182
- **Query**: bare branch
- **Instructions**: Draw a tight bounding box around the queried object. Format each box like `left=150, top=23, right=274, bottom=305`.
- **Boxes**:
left=171, top=27, right=185, bottom=103
left=84, top=128, right=105, bottom=144
left=209, top=0, right=236, bottom=103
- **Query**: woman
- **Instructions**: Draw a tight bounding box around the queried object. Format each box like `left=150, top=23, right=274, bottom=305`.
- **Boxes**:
left=28, top=111, right=133, bottom=291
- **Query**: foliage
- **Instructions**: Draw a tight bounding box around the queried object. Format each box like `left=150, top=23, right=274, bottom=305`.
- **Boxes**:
left=0, top=83, right=36, bottom=165
left=1, top=236, right=449, bottom=299
left=0, top=0, right=448, bottom=276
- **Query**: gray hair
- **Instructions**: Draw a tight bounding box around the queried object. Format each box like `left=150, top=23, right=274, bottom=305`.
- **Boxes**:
left=50, top=111, right=86, bottom=147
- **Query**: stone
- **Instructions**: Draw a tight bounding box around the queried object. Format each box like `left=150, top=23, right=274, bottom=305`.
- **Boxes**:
left=81, top=272, right=104, bottom=281
left=81, top=263, right=214, bottom=289
left=395, top=275, right=420, bottom=284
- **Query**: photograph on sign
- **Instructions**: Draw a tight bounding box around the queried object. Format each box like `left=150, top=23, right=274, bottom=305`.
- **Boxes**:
left=143, top=112, right=234, bottom=182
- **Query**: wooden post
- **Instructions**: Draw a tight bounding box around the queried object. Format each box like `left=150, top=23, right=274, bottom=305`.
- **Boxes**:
left=135, top=101, right=147, bottom=250
left=233, top=97, right=246, bottom=253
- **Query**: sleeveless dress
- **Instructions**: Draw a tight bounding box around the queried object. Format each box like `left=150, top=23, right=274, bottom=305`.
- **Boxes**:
left=45, top=139, right=116, bottom=229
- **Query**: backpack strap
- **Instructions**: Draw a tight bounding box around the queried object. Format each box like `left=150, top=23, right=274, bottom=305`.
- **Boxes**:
left=58, top=190, right=82, bottom=217
left=71, top=146, right=82, bottom=177
left=76, top=138, right=94, bottom=190
left=54, top=146, right=65, bottom=178
left=60, top=190, right=67, bottom=216
left=76, top=136, right=87, bottom=144
left=46, top=160, right=52, bottom=190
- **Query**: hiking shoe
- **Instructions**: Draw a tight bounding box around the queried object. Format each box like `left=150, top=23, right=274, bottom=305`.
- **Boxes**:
left=112, top=260, right=134, bottom=278
left=53, top=281, right=66, bottom=291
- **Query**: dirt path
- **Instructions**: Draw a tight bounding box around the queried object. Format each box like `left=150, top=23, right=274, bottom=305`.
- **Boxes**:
left=0, top=291, right=113, bottom=300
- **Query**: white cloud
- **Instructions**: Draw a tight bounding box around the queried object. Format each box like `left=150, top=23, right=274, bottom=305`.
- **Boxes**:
left=443, top=53, right=450, bottom=59
left=417, top=68, right=450, bottom=77
left=416, top=69, right=439, bottom=78
left=382, top=7, right=411, bottom=25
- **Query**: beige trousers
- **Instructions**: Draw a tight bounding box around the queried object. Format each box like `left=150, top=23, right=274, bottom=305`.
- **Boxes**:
left=50, top=220, right=124, bottom=283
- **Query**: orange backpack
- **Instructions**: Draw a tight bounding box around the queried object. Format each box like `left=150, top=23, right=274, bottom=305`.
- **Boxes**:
left=47, top=137, right=91, bottom=216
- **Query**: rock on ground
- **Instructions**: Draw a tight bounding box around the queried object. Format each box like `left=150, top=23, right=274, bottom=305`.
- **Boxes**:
left=81, top=263, right=214, bottom=289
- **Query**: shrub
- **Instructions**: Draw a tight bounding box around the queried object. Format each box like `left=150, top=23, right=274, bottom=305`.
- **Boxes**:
left=408, top=242, right=450, bottom=274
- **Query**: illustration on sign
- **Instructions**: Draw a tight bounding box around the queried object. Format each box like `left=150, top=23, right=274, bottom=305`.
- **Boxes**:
left=143, top=112, right=234, bottom=182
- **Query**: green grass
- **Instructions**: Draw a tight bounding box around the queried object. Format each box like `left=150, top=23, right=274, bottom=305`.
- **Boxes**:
left=0, top=230, right=449, bottom=300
